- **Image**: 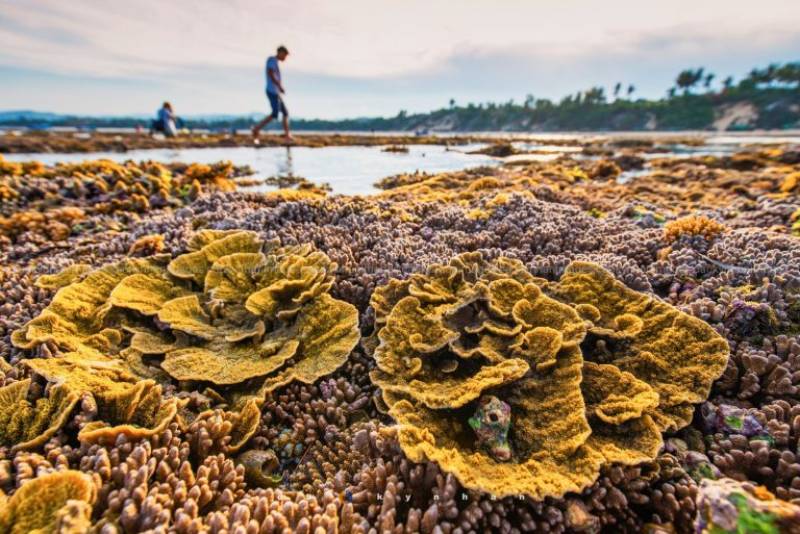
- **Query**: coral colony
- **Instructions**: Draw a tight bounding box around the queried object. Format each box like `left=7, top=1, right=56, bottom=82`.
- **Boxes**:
left=0, top=139, right=799, bottom=533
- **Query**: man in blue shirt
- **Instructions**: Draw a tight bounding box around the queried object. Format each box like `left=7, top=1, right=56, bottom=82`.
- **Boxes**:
left=252, top=45, right=291, bottom=142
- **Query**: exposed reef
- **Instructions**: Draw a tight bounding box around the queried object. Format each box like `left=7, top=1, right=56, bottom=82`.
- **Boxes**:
left=0, top=141, right=799, bottom=532
left=0, top=131, right=499, bottom=154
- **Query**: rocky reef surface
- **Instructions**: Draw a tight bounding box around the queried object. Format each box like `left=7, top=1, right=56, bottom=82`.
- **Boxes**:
left=0, top=131, right=500, bottom=154
left=0, top=144, right=799, bottom=533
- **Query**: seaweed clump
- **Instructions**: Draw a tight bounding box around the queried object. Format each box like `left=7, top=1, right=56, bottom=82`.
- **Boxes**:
left=695, top=478, right=800, bottom=533
left=664, top=215, right=727, bottom=243
left=9, top=229, right=359, bottom=448
left=367, top=253, right=729, bottom=499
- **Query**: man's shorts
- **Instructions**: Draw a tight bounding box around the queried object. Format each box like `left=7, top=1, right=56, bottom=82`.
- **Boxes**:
left=267, top=91, right=288, bottom=119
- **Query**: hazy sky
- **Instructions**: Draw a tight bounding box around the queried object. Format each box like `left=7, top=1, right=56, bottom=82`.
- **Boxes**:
left=1, top=0, right=798, bottom=119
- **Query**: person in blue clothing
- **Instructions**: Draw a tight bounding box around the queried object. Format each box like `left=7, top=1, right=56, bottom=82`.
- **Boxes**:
left=252, top=45, right=292, bottom=142
left=151, top=102, right=177, bottom=137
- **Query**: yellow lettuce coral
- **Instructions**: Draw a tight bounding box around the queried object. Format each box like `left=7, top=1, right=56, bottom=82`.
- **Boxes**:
left=546, top=261, right=730, bottom=431
left=34, top=264, right=92, bottom=290
left=13, top=230, right=359, bottom=428
left=367, top=253, right=728, bottom=499
left=183, top=162, right=237, bottom=192
left=0, top=379, right=80, bottom=451
left=0, top=470, right=96, bottom=534
left=76, top=380, right=181, bottom=445
left=14, top=352, right=179, bottom=446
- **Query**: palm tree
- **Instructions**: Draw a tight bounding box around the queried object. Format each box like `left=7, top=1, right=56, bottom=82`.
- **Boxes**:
left=695, top=68, right=705, bottom=86
left=766, top=63, right=779, bottom=86
left=449, top=98, right=455, bottom=109
left=723, top=76, right=734, bottom=90
left=676, top=68, right=704, bottom=94
left=583, top=86, right=606, bottom=105
left=676, top=70, right=695, bottom=93
left=627, top=84, right=635, bottom=98
left=776, top=63, right=800, bottom=88
left=524, top=94, right=535, bottom=108
left=613, top=82, right=622, bottom=99
left=703, top=73, right=715, bottom=91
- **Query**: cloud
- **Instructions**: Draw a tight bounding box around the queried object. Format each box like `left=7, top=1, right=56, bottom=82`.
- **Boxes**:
left=2, top=0, right=798, bottom=79
left=0, top=0, right=798, bottom=117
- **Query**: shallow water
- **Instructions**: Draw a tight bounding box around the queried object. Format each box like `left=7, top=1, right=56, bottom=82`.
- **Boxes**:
left=5, top=132, right=799, bottom=195
left=4, top=144, right=496, bottom=196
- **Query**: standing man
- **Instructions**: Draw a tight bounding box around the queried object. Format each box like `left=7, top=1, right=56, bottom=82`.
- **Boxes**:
left=252, top=45, right=292, bottom=142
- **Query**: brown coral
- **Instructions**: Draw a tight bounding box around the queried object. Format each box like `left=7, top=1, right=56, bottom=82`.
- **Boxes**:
left=127, top=233, right=165, bottom=256
left=588, top=160, right=622, bottom=180
left=1, top=142, right=797, bottom=532
left=664, top=215, right=727, bottom=243
left=367, top=253, right=728, bottom=499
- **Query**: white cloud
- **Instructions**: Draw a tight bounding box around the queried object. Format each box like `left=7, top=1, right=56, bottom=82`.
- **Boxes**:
left=1, top=0, right=798, bottom=80
left=1, top=0, right=798, bottom=117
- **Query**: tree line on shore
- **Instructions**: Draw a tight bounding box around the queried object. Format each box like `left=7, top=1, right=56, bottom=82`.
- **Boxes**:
left=3, top=62, right=799, bottom=132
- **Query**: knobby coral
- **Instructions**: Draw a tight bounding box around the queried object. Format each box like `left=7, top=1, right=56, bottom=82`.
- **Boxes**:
left=367, top=253, right=729, bottom=499
left=9, top=229, right=359, bottom=449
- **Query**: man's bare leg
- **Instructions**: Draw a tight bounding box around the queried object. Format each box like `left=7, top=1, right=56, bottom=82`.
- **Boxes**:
left=252, top=115, right=274, bottom=139
left=282, top=116, right=293, bottom=142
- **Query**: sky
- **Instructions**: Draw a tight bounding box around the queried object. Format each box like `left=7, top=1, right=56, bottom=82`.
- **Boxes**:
left=1, top=0, right=799, bottom=119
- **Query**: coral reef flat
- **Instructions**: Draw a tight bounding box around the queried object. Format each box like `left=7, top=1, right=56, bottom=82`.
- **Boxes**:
left=0, top=131, right=503, bottom=154
left=1, top=139, right=800, bottom=533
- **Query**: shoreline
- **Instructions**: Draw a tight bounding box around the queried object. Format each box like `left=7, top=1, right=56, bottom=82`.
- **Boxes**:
left=0, top=130, right=503, bottom=154
left=3, top=129, right=799, bottom=155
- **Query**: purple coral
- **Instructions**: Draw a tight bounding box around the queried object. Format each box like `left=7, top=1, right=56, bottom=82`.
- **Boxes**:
left=701, top=403, right=769, bottom=439
left=468, top=395, right=513, bottom=462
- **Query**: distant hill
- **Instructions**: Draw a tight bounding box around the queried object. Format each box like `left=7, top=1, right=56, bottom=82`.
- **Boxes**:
left=386, top=88, right=800, bottom=132
left=2, top=62, right=798, bottom=132
left=0, top=110, right=63, bottom=122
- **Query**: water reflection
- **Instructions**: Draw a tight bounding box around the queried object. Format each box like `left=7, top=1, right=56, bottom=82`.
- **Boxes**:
left=5, top=144, right=496, bottom=196
left=276, top=146, right=294, bottom=178
left=6, top=133, right=796, bottom=196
